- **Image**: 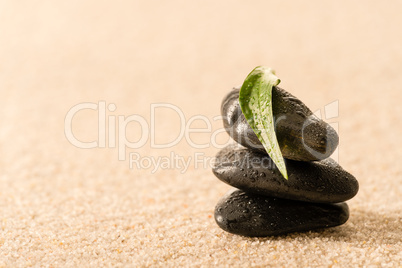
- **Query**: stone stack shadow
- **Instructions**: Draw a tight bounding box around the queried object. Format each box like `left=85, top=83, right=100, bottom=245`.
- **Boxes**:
left=212, top=87, right=359, bottom=237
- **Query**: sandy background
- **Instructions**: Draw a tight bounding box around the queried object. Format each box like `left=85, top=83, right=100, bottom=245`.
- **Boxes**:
left=1, top=0, right=401, bottom=267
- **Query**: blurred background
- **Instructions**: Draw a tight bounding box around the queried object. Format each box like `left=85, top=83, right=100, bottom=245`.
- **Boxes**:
left=1, top=0, right=401, bottom=266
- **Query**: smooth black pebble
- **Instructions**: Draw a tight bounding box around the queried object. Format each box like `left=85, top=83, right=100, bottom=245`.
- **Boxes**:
left=222, top=87, right=339, bottom=161
left=215, top=189, right=349, bottom=237
left=213, top=144, right=358, bottom=203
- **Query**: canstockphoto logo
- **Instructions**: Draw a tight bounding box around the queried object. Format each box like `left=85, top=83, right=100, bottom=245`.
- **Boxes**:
left=64, top=100, right=339, bottom=172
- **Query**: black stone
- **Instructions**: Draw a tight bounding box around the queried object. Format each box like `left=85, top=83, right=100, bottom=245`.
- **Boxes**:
left=213, top=144, right=359, bottom=203
left=215, top=189, right=349, bottom=237
left=221, top=87, right=339, bottom=161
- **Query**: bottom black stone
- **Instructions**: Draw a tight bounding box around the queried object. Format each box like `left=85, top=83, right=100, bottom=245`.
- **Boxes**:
left=214, top=189, right=349, bottom=237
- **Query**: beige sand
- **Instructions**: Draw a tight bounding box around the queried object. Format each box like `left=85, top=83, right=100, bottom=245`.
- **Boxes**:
left=0, top=0, right=401, bottom=267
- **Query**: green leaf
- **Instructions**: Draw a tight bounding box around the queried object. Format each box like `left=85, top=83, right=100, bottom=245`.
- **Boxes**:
left=238, top=66, right=288, bottom=180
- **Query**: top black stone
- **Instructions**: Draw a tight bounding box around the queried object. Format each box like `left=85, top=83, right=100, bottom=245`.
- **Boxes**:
left=221, top=87, right=339, bottom=161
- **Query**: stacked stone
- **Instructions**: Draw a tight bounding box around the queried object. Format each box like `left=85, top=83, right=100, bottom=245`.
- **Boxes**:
left=212, top=87, right=359, bottom=237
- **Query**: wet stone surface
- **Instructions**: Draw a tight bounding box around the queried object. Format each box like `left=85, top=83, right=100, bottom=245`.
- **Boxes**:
left=215, top=189, right=349, bottom=237
left=213, top=144, right=359, bottom=203
left=212, top=86, right=357, bottom=237
left=221, top=87, right=339, bottom=161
